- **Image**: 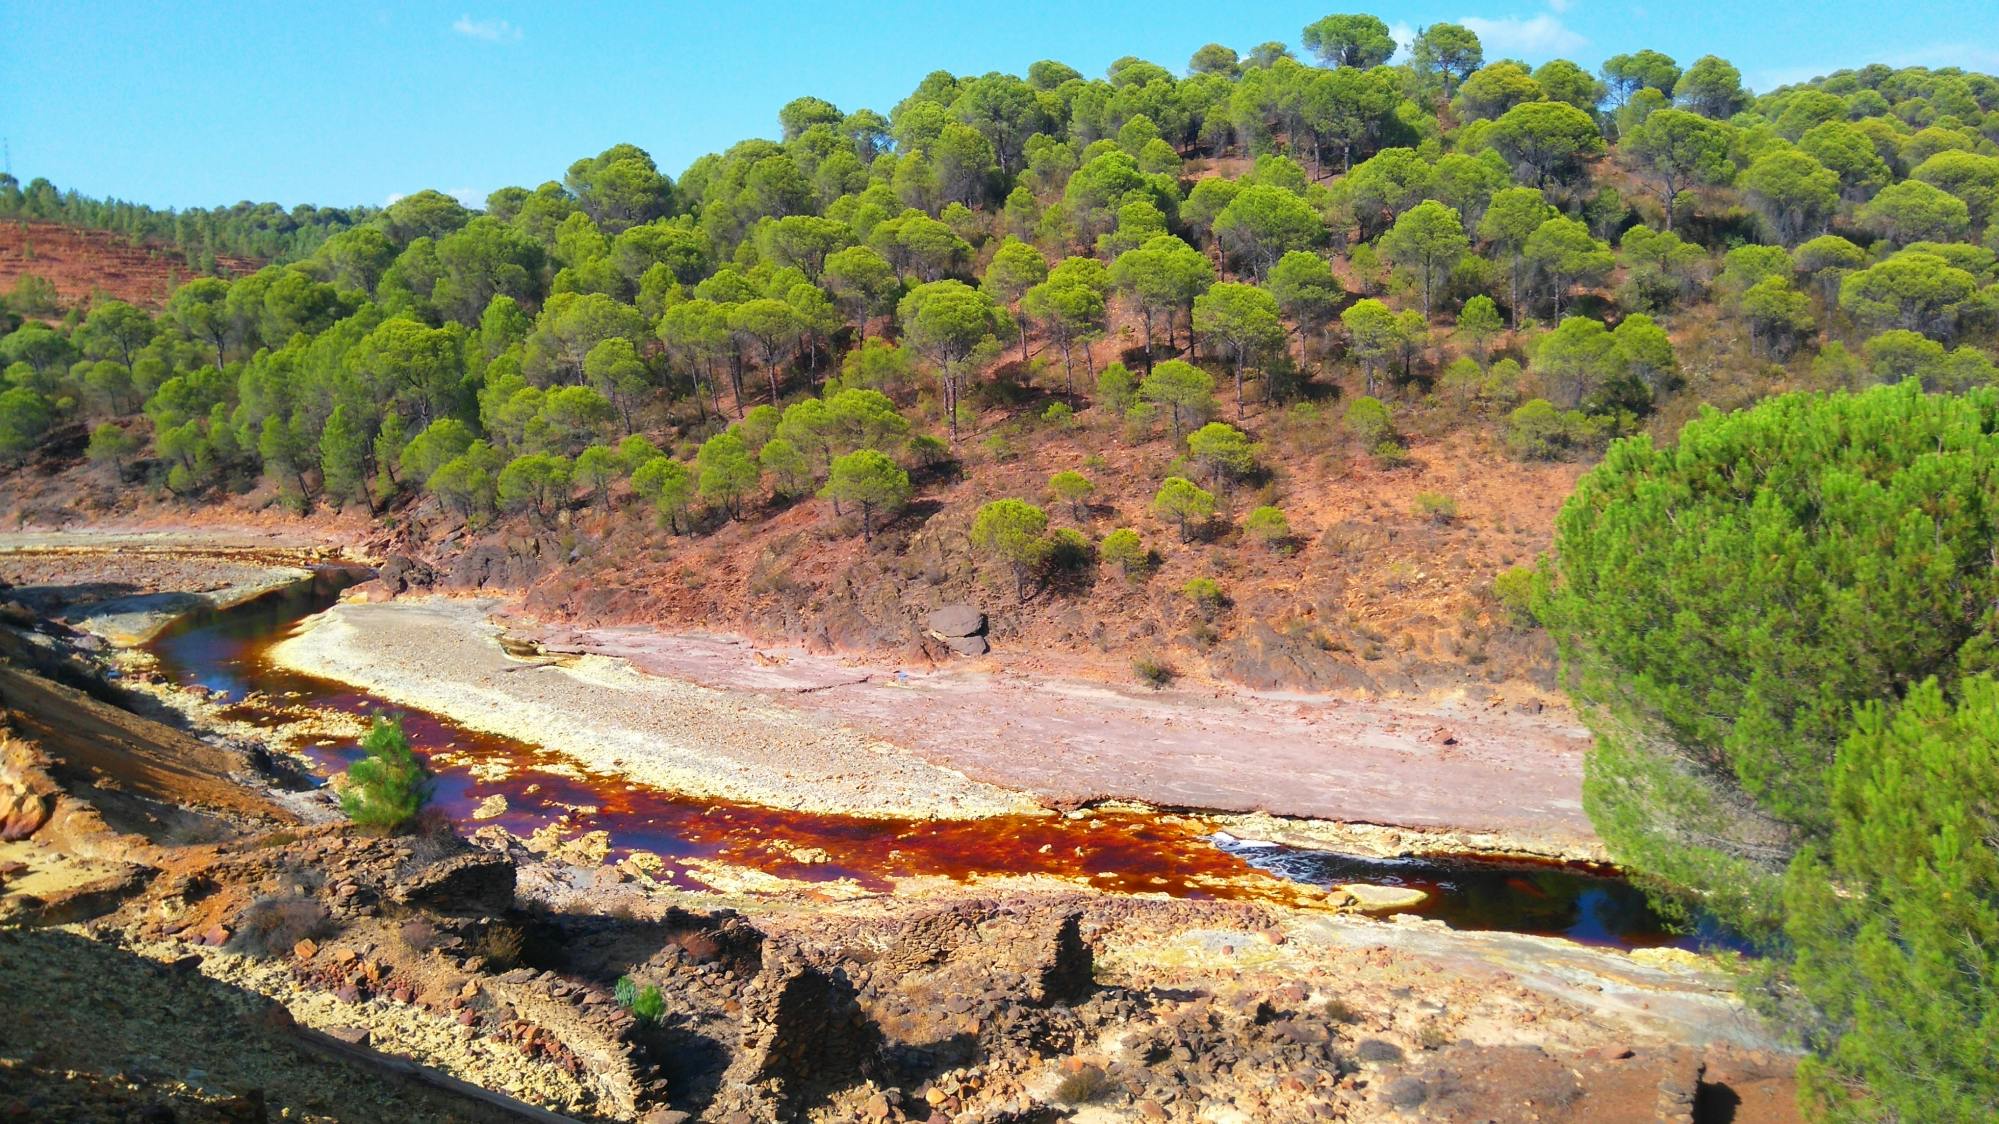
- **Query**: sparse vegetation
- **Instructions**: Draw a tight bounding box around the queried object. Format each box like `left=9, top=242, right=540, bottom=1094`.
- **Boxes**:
left=1132, top=655, right=1176, bottom=689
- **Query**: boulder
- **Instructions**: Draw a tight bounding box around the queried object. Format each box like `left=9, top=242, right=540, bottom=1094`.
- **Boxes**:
left=716, top=947, right=881, bottom=1118
left=925, top=604, right=985, bottom=638
left=388, top=850, right=517, bottom=914
left=376, top=555, right=436, bottom=596
left=1333, top=883, right=1429, bottom=913
left=0, top=785, right=51, bottom=841
left=942, top=633, right=989, bottom=657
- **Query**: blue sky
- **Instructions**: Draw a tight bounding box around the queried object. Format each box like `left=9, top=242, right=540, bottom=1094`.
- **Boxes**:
left=4, top=1, right=1997, bottom=211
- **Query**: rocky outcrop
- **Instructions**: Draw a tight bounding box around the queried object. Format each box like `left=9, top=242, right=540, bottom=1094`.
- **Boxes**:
left=877, top=901, right=1093, bottom=1008
left=715, top=947, right=882, bottom=1119
left=375, top=554, right=436, bottom=596
left=1205, top=622, right=1376, bottom=693
left=924, top=603, right=988, bottom=657
left=387, top=850, right=516, bottom=915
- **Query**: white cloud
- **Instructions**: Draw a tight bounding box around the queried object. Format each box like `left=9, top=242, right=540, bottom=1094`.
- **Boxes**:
left=1546, top=0, right=1574, bottom=12
left=1459, top=13, right=1586, bottom=58
left=452, top=14, right=522, bottom=43
left=385, top=192, right=406, bottom=206
left=1388, top=20, right=1417, bottom=63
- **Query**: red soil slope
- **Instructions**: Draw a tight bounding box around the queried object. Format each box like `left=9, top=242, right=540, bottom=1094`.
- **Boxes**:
left=0, top=221, right=259, bottom=312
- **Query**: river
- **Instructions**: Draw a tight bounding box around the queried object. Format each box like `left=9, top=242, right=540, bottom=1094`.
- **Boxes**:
left=142, top=569, right=1717, bottom=951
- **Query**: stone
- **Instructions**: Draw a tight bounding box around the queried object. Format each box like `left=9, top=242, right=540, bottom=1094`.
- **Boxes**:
left=471, top=794, right=508, bottom=820
left=1334, top=884, right=1429, bottom=913
left=1381, top=1077, right=1428, bottom=1110
left=925, top=604, right=985, bottom=638
left=942, top=634, right=989, bottom=657
left=292, top=938, right=318, bottom=960
left=388, top=850, right=516, bottom=914
left=324, top=1025, right=370, bottom=1047
left=0, top=785, right=51, bottom=841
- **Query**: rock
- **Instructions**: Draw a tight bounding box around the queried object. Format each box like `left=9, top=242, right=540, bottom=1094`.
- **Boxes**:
left=0, top=785, right=51, bottom=841
left=323, top=1025, right=371, bottom=1047
left=377, top=555, right=436, bottom=595
left=292, top=938, right=318, bottom=960
left=1382, top=1077, right=1428, bottom=1110
left=471, top=794, right=508, bottom=820
left=198, top=925, right=230, bottom=947
left=719, top=948, right=881, bottom=1117
left=942, top=633, right=989, bottom=657
left=1334, top=884, right=1429, bottom=913
left=1597, top=1044, right=1635, bottom=1061
left=925, top=604, right=985, bottom=638
left=1205, top=621, right=1376, bottom=693
left=388, top=850, right=516, bottom=914
left=637, top=1111, right=692, bottom=1124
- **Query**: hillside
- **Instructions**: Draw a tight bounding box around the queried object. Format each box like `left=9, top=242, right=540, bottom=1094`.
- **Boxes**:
left=3, top=28, right=1997, bottom=701
left=0, top=220, right=260, bottom=312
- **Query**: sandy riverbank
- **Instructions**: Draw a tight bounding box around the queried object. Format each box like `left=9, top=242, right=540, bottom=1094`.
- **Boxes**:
left=269, top=597, right=1036, bottom=820
left=0, top=528, right=349, bottom=644
left=521, top=619, right=1602, bottom=856
left=276, top=595, right=1601, bottom=856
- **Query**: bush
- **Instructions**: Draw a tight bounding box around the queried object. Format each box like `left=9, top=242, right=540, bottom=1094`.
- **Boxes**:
left=232, top=896, right=333, bottom=958
left=1100, top=527, right=1149, bottom=577
left=1042, top=401, right=1074, bottom=426
left=1504, top=398, right=1608, bottom=460
left=1181, top=577, right=1228, bottom=618
left=1052, top=1064, right=1114, bottom=1106
left=1043, top=526, right=1095, bottom=576
left=476, top=923, right=525, bottom=969
left=1413, top=491, right=1458, bottom=522
left=632, top=984, right=665, bottom=1024
left=1133, top=656, right=1176, bottom=689
left=1344, top=395, right=1394, bottom=447
left=1244, top=505, right=1290, bottom=548
left=338, top=715, right=433, bottom=832
left=1490, top=567, right=1537, bottom=626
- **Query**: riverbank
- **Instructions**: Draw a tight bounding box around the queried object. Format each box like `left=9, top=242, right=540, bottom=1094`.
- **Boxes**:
left=0, top=527, right=351, bottom=644
left=271, top=597, right=1036, bottom=821
left=285, top=596, right=1602, bottom=858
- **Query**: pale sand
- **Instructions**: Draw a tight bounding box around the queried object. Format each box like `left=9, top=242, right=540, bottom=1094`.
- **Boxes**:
left=268, top=597, right=1036, bottom=820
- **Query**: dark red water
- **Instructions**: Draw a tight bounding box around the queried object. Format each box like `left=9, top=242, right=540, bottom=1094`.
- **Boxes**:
left=143, top=572, right=1710, bottom=948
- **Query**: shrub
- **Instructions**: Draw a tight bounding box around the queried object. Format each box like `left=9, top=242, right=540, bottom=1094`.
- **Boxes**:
left=1413, top=491, right=1458, bottom=522
left=632, top=984, right=666, bottom=1024
left=1100, top=527, right=1149, bottom=577
left=1343, top=395, right=1394, bottom=447
left=477, top=923, right=525, bottom=969
left=338, top=715, right=433, bottom=832
left=1133, top=656, right=1176, bottom=689
left=1490, top=567, right=1537, bottom=626
left=232, top=896, right=333, bottom=958
left=1504, top=398, right=1608, bottom=460
left=1322, top=997, right=1362, bottom=1025
left=1244, top=505, right=1290, bottom=548
left=970, top=499, right=1050, bottom=601
left=1152, top=476, right=1216, bottom=542
left=1052, top=1064, right=1115, bottom=1106
left=1181, top=577, right=1228, bottom=618
left=1371, top=438, right=1409, bottom=466
left=1042, top=401, right=1074, bottom=426
left=1049, top=470, right=1094, bottom=519
left=396, top=917, right=440, bottom=953
left=1043, top=527, right=1095, bottom=576
left=615, top=974, right=640, bottom=1008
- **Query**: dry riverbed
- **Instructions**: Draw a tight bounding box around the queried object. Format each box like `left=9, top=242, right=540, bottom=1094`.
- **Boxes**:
left=293, top=596, right=1601, bottom=857
left=271, top=597, right=1035, bottom=820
